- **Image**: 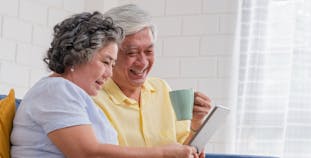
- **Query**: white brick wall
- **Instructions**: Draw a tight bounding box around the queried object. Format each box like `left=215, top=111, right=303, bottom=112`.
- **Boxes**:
left=0, top=39, right=16, bottom=61
left=0, top=16, right=2, bottom=36
left=33, top=25, right=53, bottom=47
left=165, top=78, right=198, bottom=90
left=0, top=0, right=87, bottom=98
left=47, top=8, right=71, bottom=27
left=151, top=57, right=180, bottom=77
left=85, top=0, right=119, bottom=13
left=64, top=0, right=85, bottom=13
left=183, top=15, right=219, bottom=35
left=220, top=14, right=237, bottom=34
left=85, top=0, right=106, bottom=12
left=201, top=35, right=235, bottom=55
left=16, top=43, right=46, bottom=68
left=0, top=0, right=19, bottom=16
left=166, top=0, right=202, bottom=15
left=180, top=57, right=218, bottom=77
left=20, top=0, right=48, bottom=25
left=36, top=0, right=63, bottom=8
left=0, top=0, right=239, bottom=153
left=153, top=17, right=182, bottom=36
left=163, top=37, right=200, bottom=56
left=203, top=0, right=238, bottom=13
left=3, top=17, right=33, bottom=43
left=0, top=61, right=30, bottom=87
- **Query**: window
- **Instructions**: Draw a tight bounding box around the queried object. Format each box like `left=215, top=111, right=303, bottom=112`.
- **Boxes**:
left=236, top=0, right=311, bottom=157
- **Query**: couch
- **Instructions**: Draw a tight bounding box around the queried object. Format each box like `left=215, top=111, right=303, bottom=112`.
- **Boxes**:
left=0, top=90, right=278, bottom=158
left=204, top=153, right=278, bottom=158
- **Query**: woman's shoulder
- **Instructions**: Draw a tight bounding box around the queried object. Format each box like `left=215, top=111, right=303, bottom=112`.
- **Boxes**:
left=24, top=77, right=88, bottom=101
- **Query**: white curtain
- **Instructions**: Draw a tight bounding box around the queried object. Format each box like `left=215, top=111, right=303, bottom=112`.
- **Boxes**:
left=235, top=0, right=311, bottom=157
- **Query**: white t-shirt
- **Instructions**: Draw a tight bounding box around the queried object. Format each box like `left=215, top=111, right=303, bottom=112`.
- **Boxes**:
left=11, top=76, right=118, bottom=158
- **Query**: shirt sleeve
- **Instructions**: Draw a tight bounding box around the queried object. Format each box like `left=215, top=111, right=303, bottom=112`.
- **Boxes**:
left=176, top=120, right=191, bottom=144
left=28, top=79, right=92, bottom=134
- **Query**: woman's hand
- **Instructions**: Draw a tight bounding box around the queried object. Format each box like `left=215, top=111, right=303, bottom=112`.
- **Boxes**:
left=160, top=144, right=199, bottom=158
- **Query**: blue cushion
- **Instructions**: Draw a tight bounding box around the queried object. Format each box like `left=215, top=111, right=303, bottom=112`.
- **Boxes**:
left=205, top=153, right=279, bottom=158
left=0, top=95, right=21, bottom=108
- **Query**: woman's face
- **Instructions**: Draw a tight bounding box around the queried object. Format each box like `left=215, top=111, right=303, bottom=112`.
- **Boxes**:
left=69, top=43, right=118, bottom=96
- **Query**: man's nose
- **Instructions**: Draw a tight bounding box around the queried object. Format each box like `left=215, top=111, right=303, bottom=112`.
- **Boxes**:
left=136, top=53, right=148, bottom=66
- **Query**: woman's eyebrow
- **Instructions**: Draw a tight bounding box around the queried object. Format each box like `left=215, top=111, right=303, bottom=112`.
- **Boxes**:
left=103, top=54, right=116, bottom=61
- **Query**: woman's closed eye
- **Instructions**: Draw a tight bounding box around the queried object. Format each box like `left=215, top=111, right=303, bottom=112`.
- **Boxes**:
left=102, top=60, right=110, bottom=65
left=102, top=60, right=115, bottom=67
left=102, top=60, right=112, bottom=66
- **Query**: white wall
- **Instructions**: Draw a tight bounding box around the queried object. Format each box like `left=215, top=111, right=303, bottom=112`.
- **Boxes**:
left=0, top=0, right=239, bottom=153
left=0, top=0, right=86, bottom=98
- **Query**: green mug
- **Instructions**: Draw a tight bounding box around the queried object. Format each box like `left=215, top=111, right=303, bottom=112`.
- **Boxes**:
left=169, top=88, right=194, bottom=120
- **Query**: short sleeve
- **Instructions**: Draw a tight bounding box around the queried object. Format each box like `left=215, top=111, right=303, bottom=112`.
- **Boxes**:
left=28, top=79, right=92, bottom=134
left=176, top=120, right=191, bottom=144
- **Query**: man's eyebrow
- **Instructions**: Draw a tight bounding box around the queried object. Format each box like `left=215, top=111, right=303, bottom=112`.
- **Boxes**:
left=122, top=44, right=154, bottom=50
left=147, top=44, right=154, bottom=49
left=121, top=45, right=138, bottom=50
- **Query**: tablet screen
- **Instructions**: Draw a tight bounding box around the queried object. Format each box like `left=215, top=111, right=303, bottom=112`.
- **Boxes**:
left=188, top=105, right=230, bottom=152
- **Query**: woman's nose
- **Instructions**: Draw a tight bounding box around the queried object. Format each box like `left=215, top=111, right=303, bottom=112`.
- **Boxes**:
left=103, top=66, right=113, bottom=78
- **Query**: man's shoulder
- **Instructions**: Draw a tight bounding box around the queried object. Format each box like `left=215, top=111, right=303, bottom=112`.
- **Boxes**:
left=146, top=77, right=166, bottom=84
left=145, top=77, right=171, bottom=90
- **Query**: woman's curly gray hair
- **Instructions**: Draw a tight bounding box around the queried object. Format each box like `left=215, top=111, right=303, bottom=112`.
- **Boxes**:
left=43, top=11, right=124, bottom=74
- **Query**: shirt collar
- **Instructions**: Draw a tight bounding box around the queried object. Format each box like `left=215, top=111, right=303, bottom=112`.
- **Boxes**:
left=104, top=78, right=156, bottom=105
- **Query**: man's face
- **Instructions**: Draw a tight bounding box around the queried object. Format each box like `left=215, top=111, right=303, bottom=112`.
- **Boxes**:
left=112, top=27, right=155, bottom=89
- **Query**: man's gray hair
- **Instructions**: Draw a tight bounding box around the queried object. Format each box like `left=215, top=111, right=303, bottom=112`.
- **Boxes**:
left=104, top=4, right=157, bottom=40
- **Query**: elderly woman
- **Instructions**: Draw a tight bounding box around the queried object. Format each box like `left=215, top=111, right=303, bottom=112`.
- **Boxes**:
left=10, top=12, right=198, bottom=158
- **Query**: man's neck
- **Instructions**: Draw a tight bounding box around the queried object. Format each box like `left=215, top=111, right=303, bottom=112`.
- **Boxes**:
left=113, top=79, right=142, bottom=102
left=121, top=87, right=141, bottom=102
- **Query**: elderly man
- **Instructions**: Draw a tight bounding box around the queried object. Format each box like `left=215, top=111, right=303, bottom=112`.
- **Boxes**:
left=93, top=4, right=211, bottom=153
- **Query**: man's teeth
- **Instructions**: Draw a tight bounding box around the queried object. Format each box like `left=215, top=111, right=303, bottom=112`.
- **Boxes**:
left=131, top=70, right=144, bottom=74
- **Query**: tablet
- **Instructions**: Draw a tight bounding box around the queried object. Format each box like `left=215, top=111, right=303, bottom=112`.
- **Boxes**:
left=188, top=104, right=230, bottom=152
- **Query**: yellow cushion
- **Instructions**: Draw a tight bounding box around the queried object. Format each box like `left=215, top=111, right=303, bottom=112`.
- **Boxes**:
left=0, top=89, right=16, bottom=158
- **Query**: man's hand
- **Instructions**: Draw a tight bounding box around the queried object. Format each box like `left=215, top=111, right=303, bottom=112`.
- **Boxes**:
left=191, top=92, right=212, bottom=130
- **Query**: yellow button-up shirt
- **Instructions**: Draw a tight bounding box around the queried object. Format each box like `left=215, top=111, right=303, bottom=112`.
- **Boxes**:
left=93, top=78, right=190, bottom=147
